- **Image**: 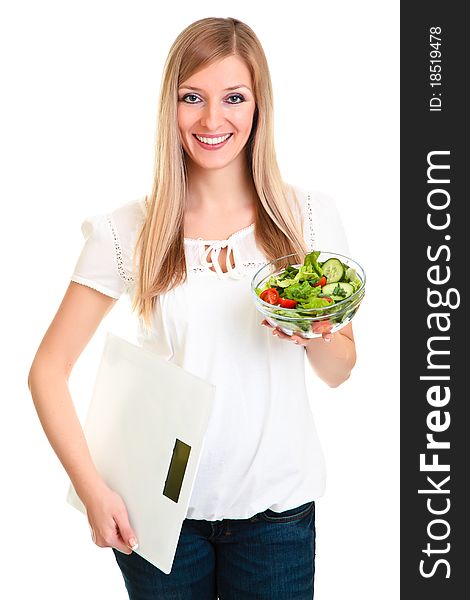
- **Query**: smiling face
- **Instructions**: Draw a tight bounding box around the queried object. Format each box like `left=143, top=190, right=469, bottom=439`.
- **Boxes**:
left=177, top=55, right=256, bottom=171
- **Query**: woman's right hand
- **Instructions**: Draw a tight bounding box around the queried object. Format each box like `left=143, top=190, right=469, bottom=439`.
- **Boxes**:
left=82, top=481, right=139, bottom=555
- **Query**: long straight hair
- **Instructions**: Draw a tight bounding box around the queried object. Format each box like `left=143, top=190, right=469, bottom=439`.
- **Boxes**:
left=131, top=17, right=309, bottom=332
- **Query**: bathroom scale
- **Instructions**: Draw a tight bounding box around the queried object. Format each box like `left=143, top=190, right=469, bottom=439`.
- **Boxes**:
left=66, top=331, right=216, bottom=574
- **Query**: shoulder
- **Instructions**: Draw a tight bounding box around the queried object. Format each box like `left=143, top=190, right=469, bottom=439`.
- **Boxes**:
left=106, top=196, right=147, bottom=279
left=286, top=183, right=339, bottom=215
left=284, top=182, right=339, bottom=227
left=84, top=195, right=147, bottom=263
left=72, top=195, right=147, bottom=298
left=80, top=196, right=146, bottom=240
left=285, top=183, right=349, bottom=254
left=108, top=196, right=147, bottom=238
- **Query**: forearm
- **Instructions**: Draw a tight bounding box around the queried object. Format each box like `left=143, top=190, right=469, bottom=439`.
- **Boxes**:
left=28, top=359, right=105, bottom=504
left=304, top=330, right=356, bottom=387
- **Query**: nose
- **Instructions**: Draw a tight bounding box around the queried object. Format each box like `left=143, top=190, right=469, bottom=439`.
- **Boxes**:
left=199, top=100, right=225, bottom=131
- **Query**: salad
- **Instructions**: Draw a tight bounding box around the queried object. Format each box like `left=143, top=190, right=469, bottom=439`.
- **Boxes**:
left=254, top=251, right=364, bottom=334
left=255, top=251, right=362, bottom=309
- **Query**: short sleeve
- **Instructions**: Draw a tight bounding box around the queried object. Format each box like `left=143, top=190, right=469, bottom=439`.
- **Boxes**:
left=70, top=212, right=127, bottom=299
left=309, top=191, right=350, bottom=257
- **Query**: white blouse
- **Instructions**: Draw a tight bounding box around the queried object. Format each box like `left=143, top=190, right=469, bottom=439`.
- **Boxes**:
left=70, top=184, right=350, bottom=521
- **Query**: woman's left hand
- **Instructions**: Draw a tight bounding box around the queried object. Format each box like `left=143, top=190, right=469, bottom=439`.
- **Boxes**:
left=260, top=319, right=333, bottom=345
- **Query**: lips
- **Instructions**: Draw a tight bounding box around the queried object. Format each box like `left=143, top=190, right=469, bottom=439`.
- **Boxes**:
left=193, top=133, right=232, bottom=139
left=192, top=133, right=233, bottom=150
left=192, top=133, right=233, bottom=144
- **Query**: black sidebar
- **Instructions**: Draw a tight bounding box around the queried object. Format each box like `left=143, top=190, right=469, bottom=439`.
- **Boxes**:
left=401, top=2, right=468, bottom=598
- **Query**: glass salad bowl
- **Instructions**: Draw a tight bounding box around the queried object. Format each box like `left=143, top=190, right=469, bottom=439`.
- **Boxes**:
left=251, top=251, right=366, bottom=339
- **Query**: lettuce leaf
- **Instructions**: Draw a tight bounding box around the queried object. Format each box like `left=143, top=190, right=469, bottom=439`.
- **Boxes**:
left=299, top=296, right=332, bottom=309
left=282, top=281, right=321, bottom=302
left=345, top=267, right=362, bottom=292
left=304, top=251, right=323, bottom=277
left=267, top=260, right=318, bottom=288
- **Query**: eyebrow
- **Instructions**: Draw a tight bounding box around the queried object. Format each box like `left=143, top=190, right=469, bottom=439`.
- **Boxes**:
left=178, top=85, right=252, bottom=93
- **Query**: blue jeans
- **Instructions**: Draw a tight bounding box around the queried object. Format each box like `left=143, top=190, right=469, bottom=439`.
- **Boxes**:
left=112, top=500, right=316, bottom=599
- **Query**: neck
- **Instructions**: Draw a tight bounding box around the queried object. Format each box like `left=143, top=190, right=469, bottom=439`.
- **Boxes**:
left=185, top=153, right=256, bottom=213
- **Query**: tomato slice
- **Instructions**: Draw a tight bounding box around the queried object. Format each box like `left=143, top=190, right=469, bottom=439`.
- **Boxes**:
left=260, top=288, right=280, bottom=305
left=278, top=297, right=297, bottom=308
left=311, top=319, right=333, bottom=334
left=313, top=276, right=327, bottom=288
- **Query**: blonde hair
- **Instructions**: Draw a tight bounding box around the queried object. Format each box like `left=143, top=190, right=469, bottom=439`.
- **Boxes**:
left=131, top=16, right=309, bottom=331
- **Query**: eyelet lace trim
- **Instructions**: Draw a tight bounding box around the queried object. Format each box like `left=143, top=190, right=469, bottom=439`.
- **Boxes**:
left=306, top=191, right=316, bottom=250
left=186, top=260, right=267, bottom=275
left=107, top=209, right=265, bottom=281
left=243, top=261, right=267, bottom=270
left=188, top=265, right=209, bottom=274
left=113, top=190, right=315, bottom=279
left=184, top=222, right=255, bottom=243
left=106, top=214, right=135, bottom=285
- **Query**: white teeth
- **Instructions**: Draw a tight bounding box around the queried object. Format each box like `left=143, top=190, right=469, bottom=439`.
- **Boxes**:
left=195, top=134, right=231, bottom=145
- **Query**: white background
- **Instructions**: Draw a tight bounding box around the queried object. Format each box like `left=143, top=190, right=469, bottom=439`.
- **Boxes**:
left=1, top=1, right=399, bottom=598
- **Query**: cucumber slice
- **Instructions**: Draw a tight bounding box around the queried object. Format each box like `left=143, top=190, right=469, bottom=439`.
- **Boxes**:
left=322, top=282, right=354, bottom=300
left=321, top=258, right=344, bottom=283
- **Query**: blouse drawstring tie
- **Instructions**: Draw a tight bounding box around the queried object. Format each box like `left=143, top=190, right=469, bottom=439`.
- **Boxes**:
left=197, top=238, right=246, bottom=279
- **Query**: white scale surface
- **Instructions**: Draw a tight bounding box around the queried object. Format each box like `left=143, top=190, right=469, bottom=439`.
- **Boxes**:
left=66, top=332, right=215, bottom=574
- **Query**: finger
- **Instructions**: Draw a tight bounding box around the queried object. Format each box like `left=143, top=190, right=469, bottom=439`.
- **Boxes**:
left=114, top=513, right=139, bottom=552
left=291, top=335, right=307, bottom=346
left=263, top=322, right=303, bottom=343
left=93, top=518, right=133, bottom=554
left=97, top=528, right=133, bottom=554
left=272, top=327, right=289, bottom=339
left=111, top=531, right=133, bottom=554
left=272, top=327, right=304, bottom=344
left=322, top=333, right=333, bottom=342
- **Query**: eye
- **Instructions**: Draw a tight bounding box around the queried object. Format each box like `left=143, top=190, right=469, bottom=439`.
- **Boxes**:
left=179, top=93, right=246, bottom=104
left=227, top=93, right=245, bottom=104
left=180, top=93, right=200, bottom=104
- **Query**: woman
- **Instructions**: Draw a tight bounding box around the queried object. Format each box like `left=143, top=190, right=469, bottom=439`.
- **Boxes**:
left=28, top=16, right=356, bottom=599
